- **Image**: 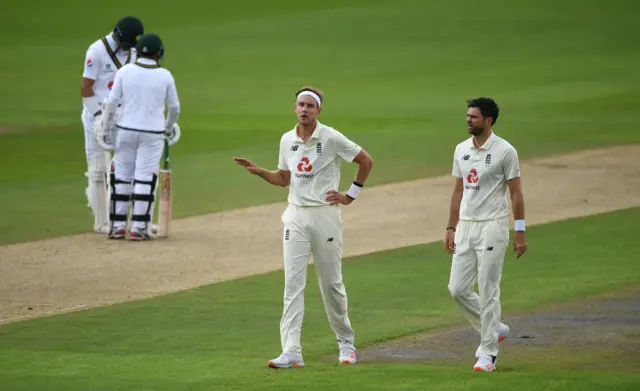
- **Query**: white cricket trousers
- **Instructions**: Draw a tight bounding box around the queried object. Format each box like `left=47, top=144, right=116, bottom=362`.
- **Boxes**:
left=111, top=129, right=164, bottom=232
left=279, top=203, right=355, bottom=355
left=448, top=216, right=509, bottom=357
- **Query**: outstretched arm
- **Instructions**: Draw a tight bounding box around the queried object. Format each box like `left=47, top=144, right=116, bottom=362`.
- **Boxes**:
left=233, top=157, right=290, bottom=187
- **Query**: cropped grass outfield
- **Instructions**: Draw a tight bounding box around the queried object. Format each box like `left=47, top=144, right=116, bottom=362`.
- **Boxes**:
left=1, top=0, right=639, bottom=390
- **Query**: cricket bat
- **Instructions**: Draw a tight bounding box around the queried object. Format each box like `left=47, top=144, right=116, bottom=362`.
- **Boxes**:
left=157, top=139, right=172, bottom=238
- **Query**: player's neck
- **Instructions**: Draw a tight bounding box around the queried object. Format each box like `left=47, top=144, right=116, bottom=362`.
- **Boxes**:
left=296, top=120, right=317, bottom=142
left=472, top=128, right=492, bottom=149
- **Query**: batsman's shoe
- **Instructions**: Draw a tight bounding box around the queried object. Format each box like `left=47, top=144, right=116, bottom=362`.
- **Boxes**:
left=498, top=323, right=510, bottom=342
left=94, top=224, right=109, bottom=234
left=339, top=347, right=357, bottom=364
left=474, top=355, right=496, bottom=372
left=129, top=230, right=152, bottom=241
left=268, top=352, right=304, bottom=369
left=108, top=228, right=126, bottom=240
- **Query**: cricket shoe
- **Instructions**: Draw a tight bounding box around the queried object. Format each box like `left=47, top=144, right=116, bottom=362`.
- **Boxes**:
left=339, top=347, right=357, bottom=364
left=108, top=228, right=126, bottom=240
left=268, top=352, right=304, bottom=369
left=94, top=224, right=109, bottom=234
left=129, top=230, right=152, bottom=241
left=498, top=323, right=510, bottom=342
left=474, top=355, right=496, bottom=372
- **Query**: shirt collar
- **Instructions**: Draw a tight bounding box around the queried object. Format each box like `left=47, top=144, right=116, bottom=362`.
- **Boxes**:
left=471, top=130, right=497, bottom=151
left=293, top=120, right=323, bottom=143
left=136, top=57, right=157, bottom=65
left=105, top=32, right=119, bottom=52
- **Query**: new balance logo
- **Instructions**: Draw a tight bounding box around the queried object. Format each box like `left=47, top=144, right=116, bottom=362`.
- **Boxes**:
left=462, top=155, right=470, bottom=161
left=316, top=142, right=323, bottom=155
left=327, top=237, right=334, bottom=242
left=290, top=145, right=299, bottom=152
left=485, top=154, right=492, bottom=166
left=487, top=246, right=493, bottom=251
left=285, top=229, right=290, bottom=240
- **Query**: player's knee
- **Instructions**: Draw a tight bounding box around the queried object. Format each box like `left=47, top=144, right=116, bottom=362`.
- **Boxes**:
left=448, top=283, right=467, bottom=299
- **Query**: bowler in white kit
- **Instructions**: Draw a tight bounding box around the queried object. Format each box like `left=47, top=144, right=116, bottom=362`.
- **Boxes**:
left=98, top=33, right=181, bottom=240
left=234, top=86, right=374, bottom=368
left=80, top=16, right=144, bottom=234
left=444, top=97, right=528, bottom=372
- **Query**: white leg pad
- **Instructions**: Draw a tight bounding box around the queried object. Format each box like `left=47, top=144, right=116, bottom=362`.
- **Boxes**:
left=86, top=152, right=111, bottom=231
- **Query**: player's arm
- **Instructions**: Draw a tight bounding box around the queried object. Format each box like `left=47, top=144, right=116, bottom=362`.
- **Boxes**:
left=234, top=137, right=291, bottom=187
left=326, top=132, right=374, bottom=205
left=100, top=71, right=123, bottom=128
left=504, top=147, right=527, bottom=258
left=444, top=148, right=464, bottom=253
left=81, top=49, right=102, bottom=117
left=165, top=73, right=181, bottom=129
left=233, top=157, right=290, bottom=187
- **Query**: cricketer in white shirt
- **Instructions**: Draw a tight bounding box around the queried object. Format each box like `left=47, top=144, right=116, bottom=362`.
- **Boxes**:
left=233, top=87, right=374, bottom=368
left=101, top=35, right=180, bottom=240
left=81, top=29, right=139, bottom=233
left=444, top=98, right=527, bottom=373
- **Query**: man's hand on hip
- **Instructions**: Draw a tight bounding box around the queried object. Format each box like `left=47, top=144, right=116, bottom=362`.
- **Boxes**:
left=326, top=190, right=353, bottom=206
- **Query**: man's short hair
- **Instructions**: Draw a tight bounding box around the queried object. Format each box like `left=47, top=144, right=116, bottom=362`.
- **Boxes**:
left=295, top=86, right=324, bottom=107
left=467, top=97, right=499, bottom=126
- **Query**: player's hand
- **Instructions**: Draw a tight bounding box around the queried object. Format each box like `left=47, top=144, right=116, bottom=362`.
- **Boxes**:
left=326, top=190, right=353, bottom=205
left=444, top=229, right=456, bottom=254
left=513, top=231, right=527, bottom=258
left=233, top=157, right=261, bottom=175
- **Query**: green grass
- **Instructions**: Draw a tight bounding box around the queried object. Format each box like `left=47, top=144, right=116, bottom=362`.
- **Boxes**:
left=1, top=208, right=639, bottom=390
left=1, top=0, right=640, bottom=244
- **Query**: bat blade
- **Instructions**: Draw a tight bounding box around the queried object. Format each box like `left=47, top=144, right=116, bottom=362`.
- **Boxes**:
left=157, top=139, right=172, bottom=238
left=157, top=169, right=172, bottom=238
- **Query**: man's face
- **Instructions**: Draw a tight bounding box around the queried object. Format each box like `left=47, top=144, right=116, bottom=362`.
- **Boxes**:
left=466, top=107, right=490, bottom=135
left=295, top=96, right=321, bottom=125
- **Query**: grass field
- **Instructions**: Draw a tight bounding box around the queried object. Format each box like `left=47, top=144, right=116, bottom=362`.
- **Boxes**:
left=1, top=0, right=640, bottom=390
left=1, top=0, right=640, bottom=244
left=1, top=209, right=639, bottom=390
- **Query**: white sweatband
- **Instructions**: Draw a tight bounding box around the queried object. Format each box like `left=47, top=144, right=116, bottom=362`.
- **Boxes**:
left=83, top=96, right=101, bottom=116
left=297, top=91, right=322, bottom=107
left=514, top=220, right=525, bottom=231
left=346, top=181, right=363, bottom=200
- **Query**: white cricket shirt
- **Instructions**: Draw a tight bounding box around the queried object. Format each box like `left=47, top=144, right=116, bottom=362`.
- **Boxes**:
left=106, top=58, right=180, bottom=133
left=452, top=132, right=520, bottom=221
left=82, top=33, right=136, bottom=105
left=278, top=121, right=362, bottom=207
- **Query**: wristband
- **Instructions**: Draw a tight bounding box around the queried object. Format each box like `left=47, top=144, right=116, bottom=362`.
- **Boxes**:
left=346, top=181, right=363, bottom=200
left=83, top=96, right=101, bottom=116
left=514, top=219, right=525, bottom=231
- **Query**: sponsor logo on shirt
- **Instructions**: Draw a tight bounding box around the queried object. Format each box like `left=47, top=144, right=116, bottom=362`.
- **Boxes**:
left=295, top=157, right=314, bottom=179
left=465, top=168, right=480, bottom=190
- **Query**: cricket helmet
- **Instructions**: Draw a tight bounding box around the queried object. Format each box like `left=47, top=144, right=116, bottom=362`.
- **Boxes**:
left=136, top=33, right=165, bottom=59
left=113, top=16, right=144, bottom=50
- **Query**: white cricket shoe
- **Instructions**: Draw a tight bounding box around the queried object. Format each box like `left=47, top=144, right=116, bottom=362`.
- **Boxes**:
left=498, top=323, right=510, bottom=342
left=474, top=355, right=496, bottom=372
left=94, top=224, right=109, bottom=234
left=339, top=347, right=357, bottom=364
left=268, top=352, right=304, bottom=369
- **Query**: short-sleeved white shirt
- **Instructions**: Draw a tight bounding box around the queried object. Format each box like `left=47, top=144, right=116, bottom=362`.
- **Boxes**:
left=82, top=33, right=136, bottom=108
left=278, top=121, right=362, bottom=207
left=105, top=58, right=180, bottom=132
left=452, top=132, right=520, bottom=221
